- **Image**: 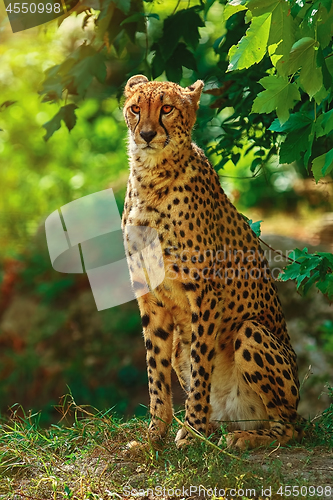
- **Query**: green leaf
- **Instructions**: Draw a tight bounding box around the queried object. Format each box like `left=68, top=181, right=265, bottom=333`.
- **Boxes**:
left=67, top=52, right=106, bottom=96
left=313, top=85, right=329, bottom=105
left=302, top=270, right=320, bottom=295
left=293, top=247, right=309, bottom=259
left=159, top=8, right=204, bottom=60
left=247, top=0, right=297, bottom=68
left=40, top=65, right=64, bottom=102
left=204, top=0, right=218, bottom=20
left=316, top=48, right=332, bottom=91
left=279, top=124, right=312, bottom=163
left=282, top=37, right=323, bottom=97
left=316, top=273, right=333, bottom=299
left=317, top=5, right=333, bottom=49
left=115, top=0, right=131, bottom=15
left=96, top=2, right=115, bottom=39
left=266, top=0, right=296, bottom=67
left=269, top=112, right=312, bottom=132
left=43, top=104, right=78, bottom=141
left=120, top=12, right=159, bottom=25
left=165, top=43, right=197, bottom=83
left=227, top=12, right=272, bottom=71
left=303, top=121, right=315, bottom=168
left=284, top=36, right=317, bottom=73
left=113, top=29, right=129, bottom=57
left=303, top=0, right=332, bottom=27
left=298, top=52, right=323, bottom=99
left=151, top=44, right=165, bottom=79
left=223, top=2, right=247, bottom=21
left=312, top=153, right=326, bottom=182
left=278, top=261, right=300, bottom=281
left=320, top=149, right=333, bottom=176
left=311, top=149, right=333, bottom=182
left=279, top=248, right=323, bottom=290
left=289, top=0, right=306, bottom=18
left=252, top=75, right=300, bottom=124
left=251, top=157, right=262, bottom=172
left=299, top=255, right=321, bottom=277
left=247, top=0, right=280, bottom=17
left=248, top=219, right=263, bottom=236
left=152, top=42, right=197, bottom=82
left=318, top=252, right=333, bottom=269
left=318, top=257, right=331, bottom=279
left=316, top=109, right=333, bottom=137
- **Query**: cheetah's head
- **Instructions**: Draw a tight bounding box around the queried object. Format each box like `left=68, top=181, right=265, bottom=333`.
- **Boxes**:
left=123, top=75, right=203, bottom=163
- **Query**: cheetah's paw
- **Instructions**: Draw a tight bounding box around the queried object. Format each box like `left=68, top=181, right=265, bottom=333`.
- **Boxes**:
left=175, top=427, right=192, bottom=448
left=221, top=430, right=268, bottom=450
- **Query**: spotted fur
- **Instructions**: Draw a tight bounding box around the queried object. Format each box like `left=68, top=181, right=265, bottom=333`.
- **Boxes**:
left=122, top=75, right=303, bottom=449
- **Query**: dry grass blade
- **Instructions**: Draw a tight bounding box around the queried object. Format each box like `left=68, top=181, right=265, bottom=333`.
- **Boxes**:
left=173, top=414, right=243, bottom=461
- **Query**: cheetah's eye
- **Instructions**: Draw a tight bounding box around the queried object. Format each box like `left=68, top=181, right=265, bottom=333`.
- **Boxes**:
left=131, top=105, right=140, bottom=114
left=161, top=105, right=173, bottom=114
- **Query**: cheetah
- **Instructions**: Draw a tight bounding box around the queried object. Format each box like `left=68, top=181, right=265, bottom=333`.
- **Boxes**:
left=122, top=74, right=303, bottom=450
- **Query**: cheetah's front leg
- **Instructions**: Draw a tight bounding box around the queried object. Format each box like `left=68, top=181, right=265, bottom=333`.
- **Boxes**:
left=175, top=288, right=220, bottom=447
left=138, top=293, right=174, bottom=445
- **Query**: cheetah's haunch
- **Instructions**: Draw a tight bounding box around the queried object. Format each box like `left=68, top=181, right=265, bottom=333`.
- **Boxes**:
left=122, top=75, right=304, bottom=449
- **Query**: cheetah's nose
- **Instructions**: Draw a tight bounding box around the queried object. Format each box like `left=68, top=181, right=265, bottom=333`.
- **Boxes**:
left=140, top=130, right=157, bottom=144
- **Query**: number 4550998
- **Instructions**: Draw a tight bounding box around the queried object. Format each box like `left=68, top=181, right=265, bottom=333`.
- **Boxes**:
left=6, top=3, right=62, bottom=14
left=277, top=485, right=332, bottom=497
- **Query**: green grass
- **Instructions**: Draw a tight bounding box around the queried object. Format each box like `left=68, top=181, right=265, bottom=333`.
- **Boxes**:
left=0, top=393, right=332, bottom=500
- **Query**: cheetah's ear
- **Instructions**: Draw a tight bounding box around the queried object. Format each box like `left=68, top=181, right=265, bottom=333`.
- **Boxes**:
left=185, top=80, right=204, bottom=107
left=124, top=75, right=149, bottom=98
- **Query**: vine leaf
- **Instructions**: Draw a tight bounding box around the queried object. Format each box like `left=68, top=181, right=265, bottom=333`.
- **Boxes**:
left=316, top=274, right=333, bottom=298
left=267, top=0, right=296, bottom=67
left=269, top=112, right=312, bottom=132
left=43, top=104, right=78, bottom=141
left=227, top=12, right=272, bottom=71
left=152, top=42, right=197, bottom=82
left=116, top=0, right=131, bottom=15
left=223, top=2, right=247, bottom=21
left=158, top=8, right=204, bottom=61
left=67, top=50, right=106, bottom=96
left=279, top=125, right=312, bottom=164
left=252, top=75, right=300, bottom=124
left=248, top=219, right=263, bottom=237
left=278, top=247, right=333, bottom=301
left=281, top=37, right=323, bottom=97
left=311, top=148, right=333, bottom=182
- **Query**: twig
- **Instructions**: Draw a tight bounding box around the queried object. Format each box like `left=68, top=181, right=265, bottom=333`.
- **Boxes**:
left=258, top=237, right=301, bottom=264
left=172, top=0, right=181, bottom=15
left=173, top=414, right=243, bottom=461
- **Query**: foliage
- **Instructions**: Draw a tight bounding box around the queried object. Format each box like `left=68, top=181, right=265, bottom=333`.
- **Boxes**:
left=278, top=247, right=333, bottom=300
left=223, top=0, right=333, bottom=174
left=0, top=396, right=332, bottom=498
left=0, top=21, right=129, bottom=254
left=310, top=385, right=333, bottom=446
left=246, top=218, right=262, bottom=237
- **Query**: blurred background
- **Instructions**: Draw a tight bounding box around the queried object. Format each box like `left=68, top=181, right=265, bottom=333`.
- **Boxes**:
left=0, top=0, right=332, bottom=425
